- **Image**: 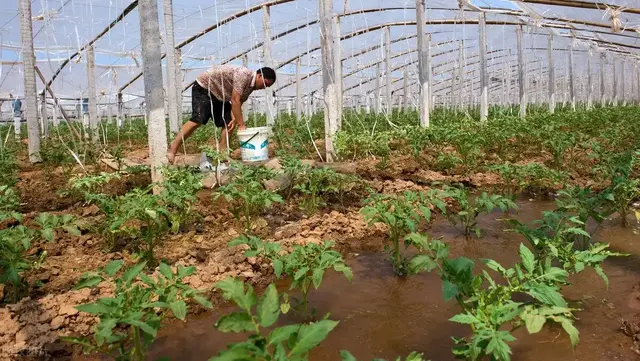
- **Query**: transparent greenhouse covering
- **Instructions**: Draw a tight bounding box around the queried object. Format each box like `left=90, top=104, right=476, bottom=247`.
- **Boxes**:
left=1, top=0, right=639, bottom=114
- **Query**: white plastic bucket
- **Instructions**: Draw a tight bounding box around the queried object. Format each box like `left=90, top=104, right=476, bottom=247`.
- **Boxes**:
left=237, top=126, right=270, bottom=162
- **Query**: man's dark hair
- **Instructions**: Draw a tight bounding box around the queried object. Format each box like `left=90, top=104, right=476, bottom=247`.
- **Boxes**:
left=257, top=67, right=277, bottom=82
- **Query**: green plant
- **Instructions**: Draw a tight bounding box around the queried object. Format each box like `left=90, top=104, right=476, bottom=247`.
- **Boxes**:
left=64, top=260, right=211, bottom=361
left=340, top=351, right=426, bottom=361
left=605, top=152, right=640, bottom=226
left=293, top=167, right=362, bottom=213
left=103, top=188, right=170, bottom=267
left=513, top=163, right=566, bottom=196
left=216, top=163, right=283, bottom=231
left=0, top=146, right=19, bottom=186
left=508, top=210, right=624, bottom=283
left=0, top=212, right=79, bottom=302
left=487, top=163, right=518, bottom=198
left=229, top=235, right=352, bottom=317
left=441, top=186, right=518, bottom=238
left=407, top=233, right=581, bottom=361
left=159, top=167, right=203, bottom=233
left=210, top=277, right=338, bottom=361
left=361, top=191, right=444, bottom=275
left=0, top=185, right=21, bottom=223
left=553, top=186, right=613, bottom=247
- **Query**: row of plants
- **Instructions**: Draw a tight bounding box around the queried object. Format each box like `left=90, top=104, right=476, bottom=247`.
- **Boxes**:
left=68, top=174, right=629, bottom=360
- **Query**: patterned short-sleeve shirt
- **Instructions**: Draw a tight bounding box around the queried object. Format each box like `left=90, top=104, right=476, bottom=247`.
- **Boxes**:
left=196, top=65, right=256, bottom=103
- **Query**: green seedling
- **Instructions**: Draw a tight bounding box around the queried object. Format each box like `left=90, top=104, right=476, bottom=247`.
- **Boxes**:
left=407, top=233, right=582, bottom=361
left=0, top=212, right=80, bottom=302
left=160, top=167, right=204, bottom=233
left=229, top=235, right=352, bottom=318
left=215, top=163, right=283, bottom=231
left=340, top=350, right=426, bottom=361
left=64, top=261, right=211, bottom=361
left=508, top=210, right=625, bottom=285
left=210, top=277, right=338, bottom=361
left=361, top=190, right=445, bottom=275
left=441, top=186, right=518, bottom=238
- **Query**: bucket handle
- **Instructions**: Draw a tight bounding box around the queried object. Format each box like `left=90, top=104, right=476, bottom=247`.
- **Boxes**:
left=239, top=132, right=260, bottom=148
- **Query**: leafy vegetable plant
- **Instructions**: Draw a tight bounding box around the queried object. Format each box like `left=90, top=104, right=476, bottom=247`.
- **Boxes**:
left=216, top=163, right=283, bottom=231
left=229, top=235, right=352, bottom=317
left=0, top=212, right=80, bottom=302
left=361, top=191, right=444, bottom=275
left=407, top=233, right=582, bottom=361
left=64, top=261, right=212, bottom=361
left=441, top=186, right=518, bottom=238
left=159, top=167, right=204, bottom=232
left=340, top=350, right=426, bottom=361
left=210, top=277, right=338, bottom=361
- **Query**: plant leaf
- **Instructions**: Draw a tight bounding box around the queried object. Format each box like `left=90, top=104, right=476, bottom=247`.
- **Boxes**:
left=288, top=320, right=339, bottom=356
left=75, top=302, right=111, bottom=315
left=122, top=262, right=147, bottom=284
left=519, top=244, right=535, bottom=273
left=215, top=312, right=254, bottom=333
left=102, top=260, right=125, bottom=277
left=340, top=350, right=358, bottom=361
left=268, top=324, right=301, bottom=346
left=169, top=300, right=187, bottom=321
left=257, top=284, right=279, bottom=328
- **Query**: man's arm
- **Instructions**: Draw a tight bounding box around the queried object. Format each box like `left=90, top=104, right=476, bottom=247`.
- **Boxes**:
left=231, top=90, right=245, bottom=130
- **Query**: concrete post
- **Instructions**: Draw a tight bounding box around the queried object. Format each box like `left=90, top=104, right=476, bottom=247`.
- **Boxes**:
left=296, top=57, right=302, bottom=121
left=333, top=15, right=343, bottom=126
left=163, top=0, right=179, bottom=134
left=375, top=63, right=381, bottom=113
left=40, top=92, right=48, bottom=137
left=517, top=26, right=526, bottom=118
left=548, top=35, right=555, bottom=113
left=569, top=43, right=575, bottom=111
left=478, top=12, right=488, bottom=122
left=318, top=0, right=338, bottom=161
left=87, top=45, right=99, bottom=141
left=587, top=51, right=593, bottom=109
left=416, top=0, right=430, bottom=127
left=19, top=0, right=41, bottom=162
left=457, top=40, right=464, bottom=109
left=403, top=67, right=409, bottom=112
left=384, top=26, right=392, bottom=116
left=262, top=5, right=275, bottom=125
left=600, top=53, right=606, bottom=106
left=139, top=0, right=168, bottom=186
left=612, top=58, right=618, bottom=106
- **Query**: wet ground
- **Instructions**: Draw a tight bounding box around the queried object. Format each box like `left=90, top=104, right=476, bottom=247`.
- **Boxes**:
left=146, top=199, right=640, bottom=361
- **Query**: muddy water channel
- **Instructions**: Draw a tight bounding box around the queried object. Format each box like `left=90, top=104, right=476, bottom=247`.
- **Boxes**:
left=149, top=200, right=640, bottom=361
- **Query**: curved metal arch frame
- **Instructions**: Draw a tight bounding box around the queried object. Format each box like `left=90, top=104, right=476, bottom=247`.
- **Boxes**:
left=41, top=1, right=640, bottom=101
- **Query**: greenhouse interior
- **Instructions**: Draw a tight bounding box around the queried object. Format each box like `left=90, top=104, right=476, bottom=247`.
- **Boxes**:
left=0, top=0, right=639, bottom=360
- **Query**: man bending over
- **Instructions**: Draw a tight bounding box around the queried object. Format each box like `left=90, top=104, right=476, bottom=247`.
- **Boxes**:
left=167, top=65, right=276, bottom=164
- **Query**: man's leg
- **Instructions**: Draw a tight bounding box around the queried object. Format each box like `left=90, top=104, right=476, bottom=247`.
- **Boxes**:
left=167, top=120, right=201, bottom=164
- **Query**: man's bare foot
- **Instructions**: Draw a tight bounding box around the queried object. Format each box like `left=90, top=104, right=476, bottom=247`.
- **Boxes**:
left=167, top=151, right=175, bottom=165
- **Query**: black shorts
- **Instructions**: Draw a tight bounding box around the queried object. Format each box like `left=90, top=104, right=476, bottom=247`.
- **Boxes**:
left=191, top=82, right=232, bottom=127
